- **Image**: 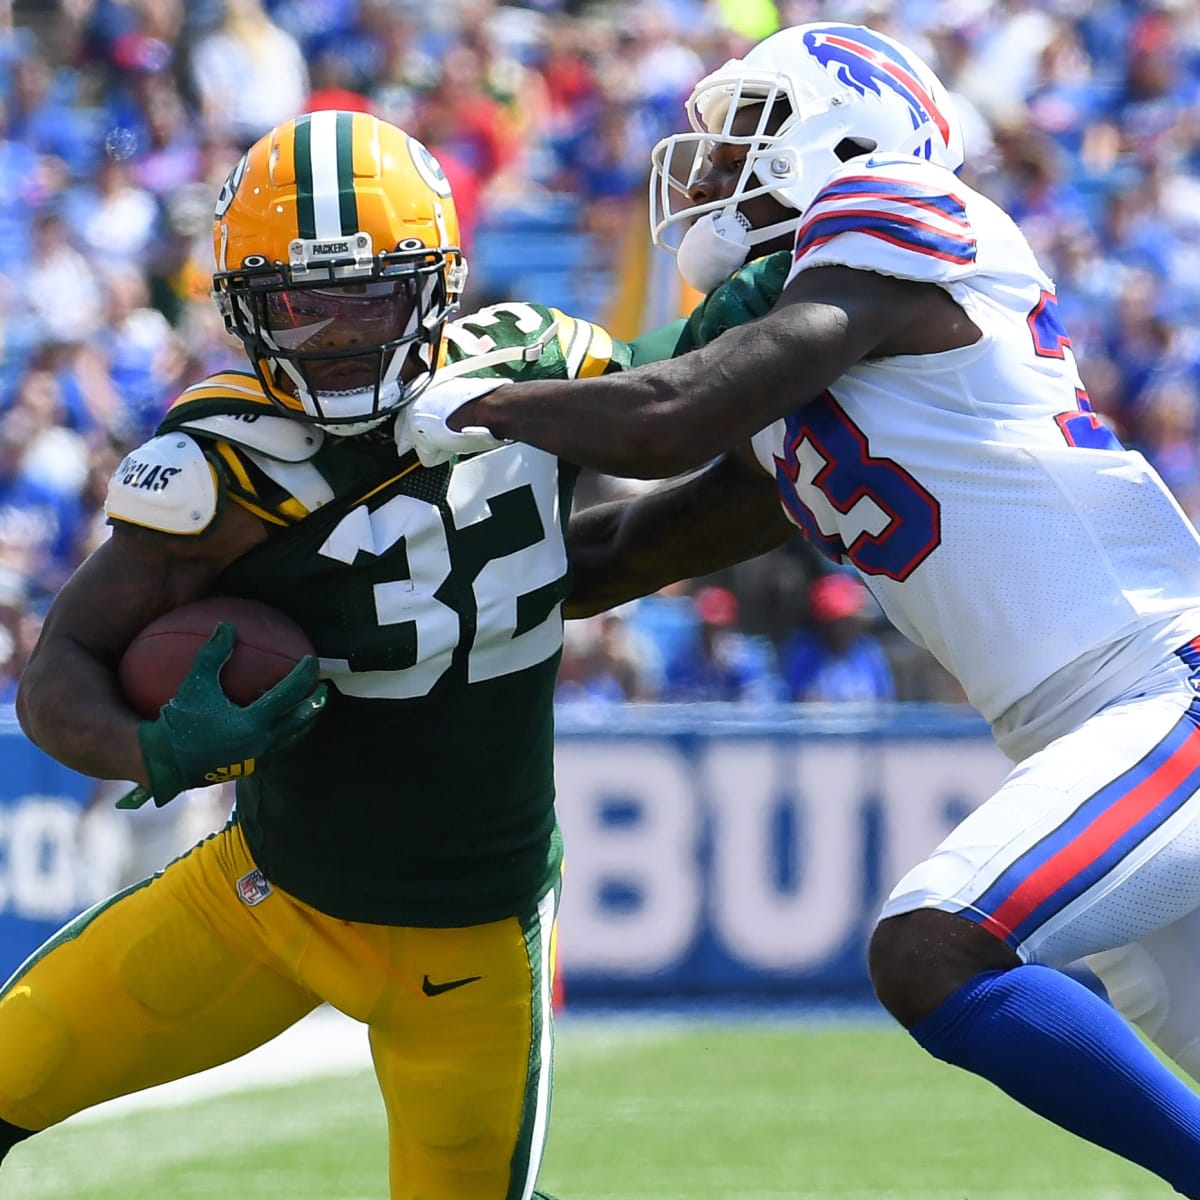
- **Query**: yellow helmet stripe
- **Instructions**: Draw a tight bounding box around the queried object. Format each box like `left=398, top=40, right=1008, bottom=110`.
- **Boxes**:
left=294, top=110, right=359, bottom=239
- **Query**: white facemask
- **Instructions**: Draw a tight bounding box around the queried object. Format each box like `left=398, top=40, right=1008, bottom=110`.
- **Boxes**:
left=675, top=209, right=754, bottom=294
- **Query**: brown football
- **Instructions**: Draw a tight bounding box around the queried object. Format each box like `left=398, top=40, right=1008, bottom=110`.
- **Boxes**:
left=118, top=596, right=316, bottom=719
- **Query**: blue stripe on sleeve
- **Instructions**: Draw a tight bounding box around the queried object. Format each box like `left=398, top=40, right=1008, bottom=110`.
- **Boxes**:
left=794, top=175, right=976, bottom=264
left=794, top=210, right=976, bottom=263
left=812, top=175, right=967, bottom=217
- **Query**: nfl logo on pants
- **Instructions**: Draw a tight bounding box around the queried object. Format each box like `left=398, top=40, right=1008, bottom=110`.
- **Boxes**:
left=237, top=868, right=273, bottom=906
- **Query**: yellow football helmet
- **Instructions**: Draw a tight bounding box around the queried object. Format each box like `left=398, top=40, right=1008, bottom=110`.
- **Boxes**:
left=211, top=110, right=468, bottom=434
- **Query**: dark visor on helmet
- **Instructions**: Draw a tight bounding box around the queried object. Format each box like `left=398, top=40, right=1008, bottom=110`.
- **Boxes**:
left=258, top=278, right=419, bottom=352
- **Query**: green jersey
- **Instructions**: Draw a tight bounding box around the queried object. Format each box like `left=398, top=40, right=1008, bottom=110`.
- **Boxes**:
left=144, top=302, right=633, bottom=926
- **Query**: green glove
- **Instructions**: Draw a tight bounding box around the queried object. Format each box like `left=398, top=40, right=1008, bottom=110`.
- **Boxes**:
left=687, top=249, right=793, bottom=347
left=129, top=622, right=327, bottom=808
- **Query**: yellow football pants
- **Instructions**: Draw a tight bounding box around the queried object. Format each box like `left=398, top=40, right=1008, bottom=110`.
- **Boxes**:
left=0, top=820, right=559, bottom=1200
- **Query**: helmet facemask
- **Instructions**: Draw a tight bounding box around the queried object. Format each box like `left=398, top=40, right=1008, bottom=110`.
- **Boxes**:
left=215, top=234, right=464, bottom=437
left=651, top=72, right=818, bottom=262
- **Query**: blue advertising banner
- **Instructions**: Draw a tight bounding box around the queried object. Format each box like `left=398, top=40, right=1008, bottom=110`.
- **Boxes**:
left=0, top=716, right=104, bottom=977
left=553, top=705, right=1010, bottom=1001
left=0, top=705, right=1012, bottom=998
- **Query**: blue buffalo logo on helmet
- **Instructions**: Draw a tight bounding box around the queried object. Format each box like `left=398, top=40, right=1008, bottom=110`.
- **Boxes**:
left=803, top=24, right=953, bottom=157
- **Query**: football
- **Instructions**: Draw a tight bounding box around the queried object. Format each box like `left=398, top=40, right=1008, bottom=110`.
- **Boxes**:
left=118, top=596, right=316, bottom=719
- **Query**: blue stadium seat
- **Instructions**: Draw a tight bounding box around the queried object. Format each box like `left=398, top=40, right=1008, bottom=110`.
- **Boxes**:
left=467, top=190, right=610, bottom=314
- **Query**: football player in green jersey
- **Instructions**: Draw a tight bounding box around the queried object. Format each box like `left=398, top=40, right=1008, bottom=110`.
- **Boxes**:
left=4, top=110, right=787, bottom=1197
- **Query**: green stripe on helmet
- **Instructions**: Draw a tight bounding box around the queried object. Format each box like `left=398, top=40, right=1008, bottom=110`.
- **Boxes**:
left=294, top=114, right=316, bottom=240
left=335, top=111, right=359, bottom=235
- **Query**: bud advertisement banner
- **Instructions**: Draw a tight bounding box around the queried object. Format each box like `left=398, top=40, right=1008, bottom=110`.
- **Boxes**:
left=0, top=708, right=1010, bottom=997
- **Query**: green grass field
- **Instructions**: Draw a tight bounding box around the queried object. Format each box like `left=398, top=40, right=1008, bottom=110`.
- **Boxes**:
left=2, top=1014, right=1177, bottom=1199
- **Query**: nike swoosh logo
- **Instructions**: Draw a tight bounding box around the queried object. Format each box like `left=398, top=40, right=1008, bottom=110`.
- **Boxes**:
left=421, top=973, right=482, bottom=997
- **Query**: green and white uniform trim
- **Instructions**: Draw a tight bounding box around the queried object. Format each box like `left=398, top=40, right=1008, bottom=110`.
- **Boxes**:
left=513, top=882, right=558, bottom=1200
left=293, top=109, right=359, bottom=240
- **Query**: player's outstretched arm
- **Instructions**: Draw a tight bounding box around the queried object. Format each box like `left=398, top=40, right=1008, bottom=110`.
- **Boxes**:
left=16, top=504, right=265, bottom=786
left=565, top=448, right=795, bottom=618
left=408, top=253, right=797, bottom=467
left=429, top=265, right=940, bottom=479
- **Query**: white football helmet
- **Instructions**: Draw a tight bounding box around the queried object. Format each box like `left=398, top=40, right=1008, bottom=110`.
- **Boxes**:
left=650, top=23, right=965, bottom=292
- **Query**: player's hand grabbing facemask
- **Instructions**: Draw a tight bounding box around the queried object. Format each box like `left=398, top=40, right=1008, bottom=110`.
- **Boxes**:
left=125, top=623, right=327, bottom=809
left=687, top=250, right=792, bottom=346
left=406, top=376, right=512, bottom=468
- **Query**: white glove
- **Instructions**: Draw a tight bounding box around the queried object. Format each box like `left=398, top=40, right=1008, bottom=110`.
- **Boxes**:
left=407, top=376, right=512, bottom=468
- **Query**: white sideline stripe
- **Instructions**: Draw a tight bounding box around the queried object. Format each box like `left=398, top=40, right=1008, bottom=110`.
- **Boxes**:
left=68, top=1006, right=372, bottom=1125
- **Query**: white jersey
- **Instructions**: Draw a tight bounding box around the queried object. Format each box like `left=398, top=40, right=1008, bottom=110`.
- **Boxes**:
left=750, top=155, right=1200, bottom=760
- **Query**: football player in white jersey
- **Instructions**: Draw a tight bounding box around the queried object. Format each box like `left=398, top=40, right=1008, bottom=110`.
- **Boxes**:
left=405, top=21, right=1200, bottom=1197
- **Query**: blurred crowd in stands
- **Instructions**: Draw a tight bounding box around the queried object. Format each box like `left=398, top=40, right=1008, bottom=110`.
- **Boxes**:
left=1, top=0, right=1197, bottom=711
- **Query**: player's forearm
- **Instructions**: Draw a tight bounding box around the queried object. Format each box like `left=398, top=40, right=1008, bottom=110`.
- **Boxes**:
left=565, top=500, right=667, bottom=618
left=467, top=267, right=919, bottom=478
left=565, top=455, right=794, bottom=618
left=17, top=641, right=147, bottom=785
left=474, top=315, right=808, bottom=478
left=625, top=317, right=690, bottom=366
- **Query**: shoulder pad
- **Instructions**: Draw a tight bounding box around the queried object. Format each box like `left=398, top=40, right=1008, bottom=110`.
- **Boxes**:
left=441, top=301, right=559, bottom=378
left=106, top=434, right=218, bottom=536
left=791, top=157, right=977, bottom=285
left=447, top=300, right=555, bottom=344
left=160, top=370, right=276, bottom=427
left=179, top=413, right=324, bottom=463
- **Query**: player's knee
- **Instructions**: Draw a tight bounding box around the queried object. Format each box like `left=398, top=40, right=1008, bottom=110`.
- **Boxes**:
left=1089, top=943, right=1169, bottom=1036
left=0, top=986, right=73, bottom=1122
left=868, top=912, right=933, bottom=1025
left=869, top=908, right=1018, bottom=1029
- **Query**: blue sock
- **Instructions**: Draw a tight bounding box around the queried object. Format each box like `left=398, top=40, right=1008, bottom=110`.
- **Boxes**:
left=912, top=964, right=1200, bottom=1197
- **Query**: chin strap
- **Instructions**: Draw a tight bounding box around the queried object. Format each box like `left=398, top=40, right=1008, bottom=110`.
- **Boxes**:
left=676, top=208, right=800, bottom=294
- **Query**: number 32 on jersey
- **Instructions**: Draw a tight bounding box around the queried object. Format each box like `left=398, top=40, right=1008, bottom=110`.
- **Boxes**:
left=317, top=446, right=567, bottom=699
